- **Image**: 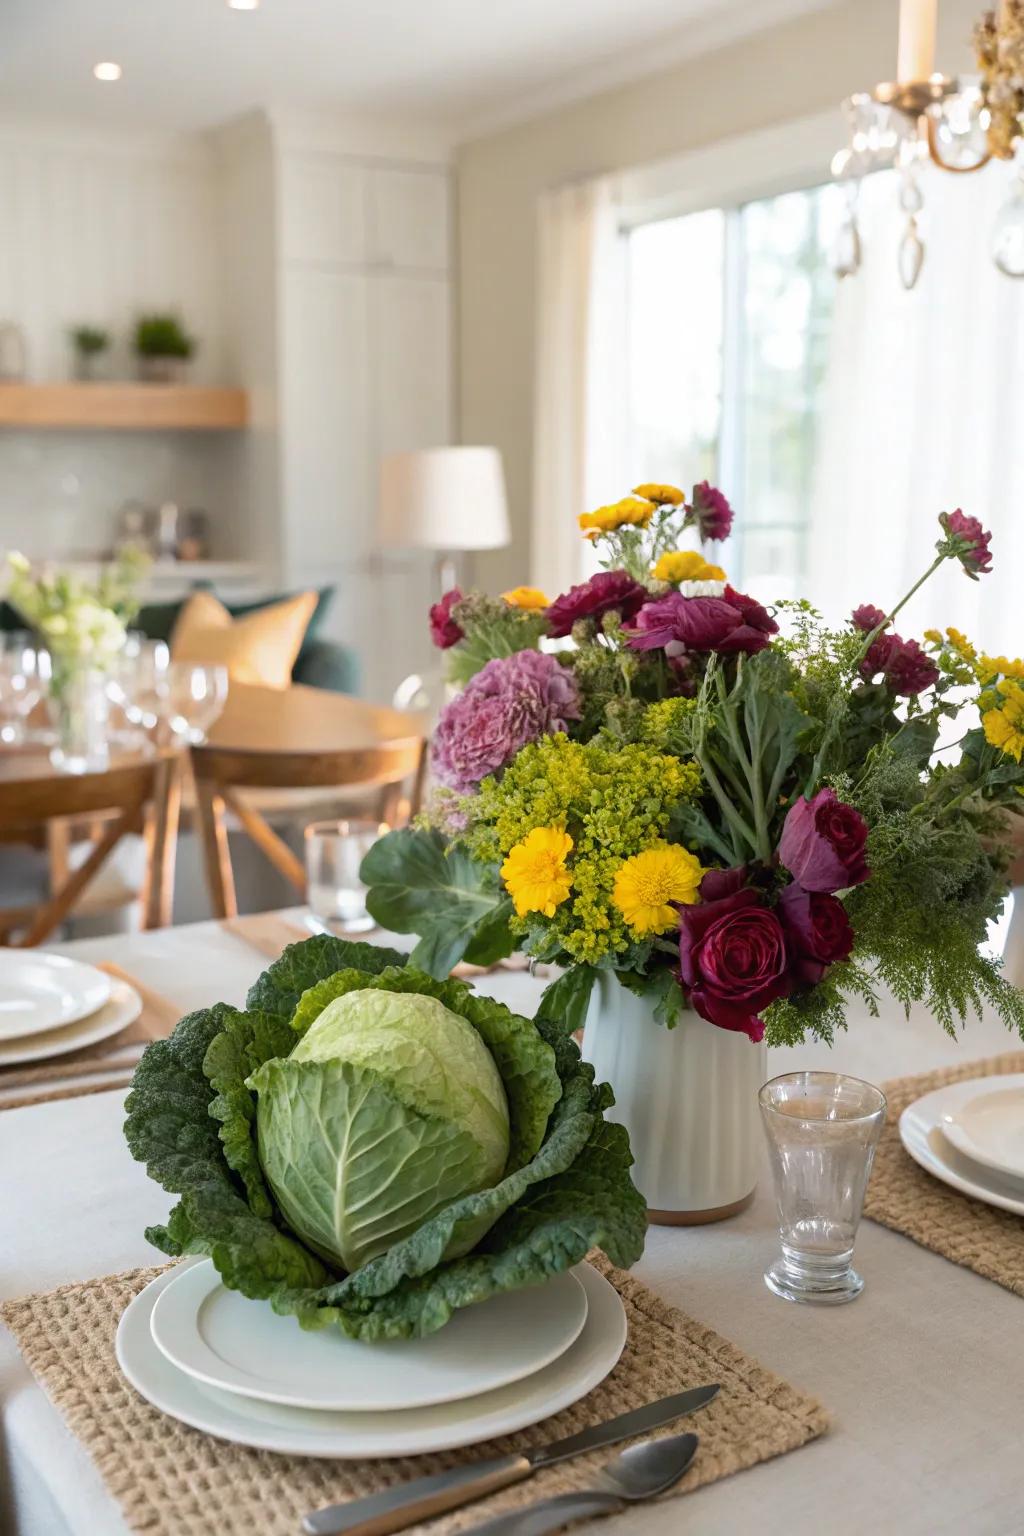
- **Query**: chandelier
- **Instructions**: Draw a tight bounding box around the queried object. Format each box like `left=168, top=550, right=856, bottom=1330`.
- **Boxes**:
left=832, top=0, right=1024, bottom=286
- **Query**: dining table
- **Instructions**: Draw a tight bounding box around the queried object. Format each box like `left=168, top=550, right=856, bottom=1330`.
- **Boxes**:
left=2, top=909, right=1022, bottom=1536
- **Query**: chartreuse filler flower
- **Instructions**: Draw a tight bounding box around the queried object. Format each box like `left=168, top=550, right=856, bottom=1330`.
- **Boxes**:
left=125, top=933, right=646, bottom=1339
left=363, top=495, right=1024, bottom=1051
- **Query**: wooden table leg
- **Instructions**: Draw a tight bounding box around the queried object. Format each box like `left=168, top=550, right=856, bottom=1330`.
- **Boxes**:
left=195, top=781, right=237, bottom=920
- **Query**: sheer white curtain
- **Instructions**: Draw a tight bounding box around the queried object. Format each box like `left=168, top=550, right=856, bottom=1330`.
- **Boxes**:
left=809, top=159, right=1024, bottom=653
left=531, top=177, right=627, bottom=597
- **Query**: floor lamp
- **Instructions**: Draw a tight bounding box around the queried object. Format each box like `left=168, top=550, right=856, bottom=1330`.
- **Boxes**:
left=378, top=446, right=510, bottom=598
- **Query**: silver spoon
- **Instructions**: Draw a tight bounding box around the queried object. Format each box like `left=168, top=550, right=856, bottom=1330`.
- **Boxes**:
left=458, top=1431, right=700, bottom=1536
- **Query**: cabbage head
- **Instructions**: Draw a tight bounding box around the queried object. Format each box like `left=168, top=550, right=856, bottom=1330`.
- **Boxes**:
left=124, top=933, right=646, bottom=1340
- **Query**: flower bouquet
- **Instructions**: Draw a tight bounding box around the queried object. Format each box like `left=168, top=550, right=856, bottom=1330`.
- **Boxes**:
left=363, top=486, right=1024, bottom=1214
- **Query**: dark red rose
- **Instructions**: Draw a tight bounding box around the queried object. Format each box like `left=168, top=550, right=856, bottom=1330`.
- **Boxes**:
left=690, top=481, right=734, bottom=542
left=851, top=603, right=888, bottom=633
left=429, top=587, right=463, bottom=649
left=939, top=509, right=992, bottom=577
left=778, top=788, right=870, bottom=893
left=778, top=883, right=855, bottom=985
left=859, top=631, right=939, bottom=697
left=545, top=570, right=647, bottom=639
left=678, top=870, right=791, bottom=1042
left=627, top=587, right=777, bottom=658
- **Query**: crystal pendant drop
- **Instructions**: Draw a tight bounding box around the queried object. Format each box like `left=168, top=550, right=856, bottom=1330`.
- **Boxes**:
left=832, top=217, right=862, bottom=278
left=899, top=172, right=924, bottom=215
left=931, top=87, right=991, bottom=172
left=992, top=186, right=1024, bottom=277
left=898, top=216, right=925, bottom=290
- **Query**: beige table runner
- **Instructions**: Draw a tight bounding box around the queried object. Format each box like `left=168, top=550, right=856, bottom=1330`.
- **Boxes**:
left=0, top=963, right=178, bottom=1112
left=1, top=1258, right=829, bottom=1536
left=864, top=1049, right=1024, bottom=1296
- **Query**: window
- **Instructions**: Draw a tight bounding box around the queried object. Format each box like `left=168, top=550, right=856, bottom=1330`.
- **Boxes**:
left=625, top=182, right=845, bottom=598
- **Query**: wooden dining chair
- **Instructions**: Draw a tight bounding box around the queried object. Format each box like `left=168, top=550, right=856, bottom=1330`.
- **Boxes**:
left=190, top=735, right=427, bottom=920
left=0, top=751, right=183, bottom=946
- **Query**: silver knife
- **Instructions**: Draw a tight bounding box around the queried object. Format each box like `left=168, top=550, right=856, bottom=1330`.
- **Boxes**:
left=302, top=1385, right=719, bottom=1536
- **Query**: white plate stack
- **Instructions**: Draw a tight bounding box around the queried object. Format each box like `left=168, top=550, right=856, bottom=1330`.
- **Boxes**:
left=116, top=1258, right=628, bottom=1458
left=0, top=952, right=142, bottom=1069
left=900, top=1073, right=1024, bottom=1216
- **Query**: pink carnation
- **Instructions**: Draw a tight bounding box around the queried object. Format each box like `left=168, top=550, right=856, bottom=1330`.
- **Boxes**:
left=431, top=650, right=581, bottom=792
left=939, top=509, right=992, bottom=577
left=690, top=482, right=734, bottom=542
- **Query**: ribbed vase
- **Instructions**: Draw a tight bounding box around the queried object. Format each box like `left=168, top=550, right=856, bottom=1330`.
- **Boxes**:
left=582, top=971, right=767, bottom=1224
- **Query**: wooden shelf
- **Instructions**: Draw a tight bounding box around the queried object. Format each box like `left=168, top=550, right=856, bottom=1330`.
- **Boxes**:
left=0, top=382, right=248, bottom=430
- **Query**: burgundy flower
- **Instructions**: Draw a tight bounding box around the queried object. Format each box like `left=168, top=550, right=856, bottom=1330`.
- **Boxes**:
left=859, top=631, right=939, bottom=697
left=678, top=869, right=791, bottom=1042
left=851, top=603, right=888, bottom=633
left=778, top=883, right=855, bottom=985
left=939, top=509, right=993, bottom=578
left=778, top=788, right=870, bottom=893
left=429, top=588, right=463, bottom=649
left=627, top=587, right=777, bottom=658
left=545, top=570, right=647, bottom=639
left=430, top=649, right=581, bottom=792
left=690, top=482, right=734, bottom=543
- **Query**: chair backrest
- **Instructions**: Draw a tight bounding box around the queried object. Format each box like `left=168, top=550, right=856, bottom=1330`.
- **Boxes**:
left=0, top=751, right=183, bottom=945
left=188, top=735, right=427, bottom=919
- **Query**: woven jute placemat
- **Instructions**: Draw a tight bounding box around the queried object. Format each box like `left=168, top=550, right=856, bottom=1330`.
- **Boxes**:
left=1, top=1258, right=829, bottom=1536
left=863, top=1049, right=1024, bottom=1296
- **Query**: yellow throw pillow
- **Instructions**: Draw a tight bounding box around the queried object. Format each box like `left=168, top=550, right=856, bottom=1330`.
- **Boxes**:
left=171, top=590, right=317, bottom=690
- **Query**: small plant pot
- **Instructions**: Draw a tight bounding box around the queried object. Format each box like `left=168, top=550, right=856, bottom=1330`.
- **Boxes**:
left=137, top=355, right=188, bottom=384
left=73, top=354, right=106, bottom=382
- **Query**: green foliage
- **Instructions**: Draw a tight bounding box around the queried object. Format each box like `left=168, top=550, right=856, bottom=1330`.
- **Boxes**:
left=134, top=313, right=194, bottom=359
left=70, top=325, right=109, bottom=355
left=535, top=965, right=596, bottom=1035
left=123, top=938, right=645, bottom=1340
left=765, top=963, right=879, bottom=1048
left=445, top=595, right=547, bottom=685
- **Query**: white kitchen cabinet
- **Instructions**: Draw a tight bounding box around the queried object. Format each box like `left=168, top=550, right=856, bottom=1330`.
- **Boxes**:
left=369, top=271, right=451, bottom=455
left=279, top=155, right=367, bottom=266
left=368, top=167, right=450, bottom=272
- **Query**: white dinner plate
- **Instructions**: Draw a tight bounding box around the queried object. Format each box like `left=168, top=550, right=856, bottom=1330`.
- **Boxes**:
left=900, top=1084, right=1024, bottom=1217
left=117, top=1261, right=626, bottom=1459
left=0, top=979, right=141, bottom=1066
left=150, top=1257, right=589, bottom=1412
left=0, top=952, right=111, bottom=1041
left=934, top=1074, right=1024, bottom=1185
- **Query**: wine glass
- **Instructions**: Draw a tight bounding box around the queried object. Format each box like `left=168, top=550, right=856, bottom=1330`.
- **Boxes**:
left=0, top=633, right=50, bottom=745
left=164, top=662, right=228, bottom=745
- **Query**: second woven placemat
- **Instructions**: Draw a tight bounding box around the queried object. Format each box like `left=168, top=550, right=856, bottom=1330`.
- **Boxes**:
left=864, top=1049, right=1024, bottom=1295
left=1, top=1258, right=829, bottom=1536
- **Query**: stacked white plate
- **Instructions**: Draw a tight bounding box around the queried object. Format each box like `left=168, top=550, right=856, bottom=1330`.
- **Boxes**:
left=0, top=951, right=141, bottom=1067
left=116, top=1257, right=628, bottom=1458
left=900, top=1073, right=1024, bottom=1216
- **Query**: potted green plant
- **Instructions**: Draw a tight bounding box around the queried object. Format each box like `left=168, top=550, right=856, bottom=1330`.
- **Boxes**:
left=69, top=325, right=110, bottom=381
left=133, top=313, right=195, bottom=383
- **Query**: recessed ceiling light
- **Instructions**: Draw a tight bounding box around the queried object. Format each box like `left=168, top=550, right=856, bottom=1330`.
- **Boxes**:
left=227, top=0, right=260, bottom=9
left=93, top=61, right=122, bottom=82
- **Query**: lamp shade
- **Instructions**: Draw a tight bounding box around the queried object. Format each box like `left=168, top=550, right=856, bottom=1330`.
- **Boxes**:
left=378, top=446, right=510, bottom=552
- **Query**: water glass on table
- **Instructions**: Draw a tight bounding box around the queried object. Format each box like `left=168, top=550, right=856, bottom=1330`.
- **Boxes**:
left=760, top=1071, right=886, bottom=1305
left=0, top=633, right=49, bottom=746
left=164, top=661, right=228, bottom=744
left=305, top=818, right=388, bottom=935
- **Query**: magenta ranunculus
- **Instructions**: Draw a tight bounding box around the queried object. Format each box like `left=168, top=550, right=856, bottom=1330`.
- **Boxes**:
left=627, top=586, right=777, bottom=658
left=778, top=788, right=870, bottom=893
left=677, top=868, right=791, bottom=1042
left=545, top=570, right=647, bottom=639
left=851, top=603, right=888, bottom=633
left=430, top=649, right=581, bottom=792
left=429, top=588, right=464, bottom=649
left=777, top=882, right=855, bottom=985
left=859, top=630, right=939, bottom=697
left=691, top=481, right=734, bottom=542
left=939, top=509, right=993, bottom=577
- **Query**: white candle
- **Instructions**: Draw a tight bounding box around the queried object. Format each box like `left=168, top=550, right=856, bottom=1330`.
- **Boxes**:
left=896, top=0, right=937, bottom=82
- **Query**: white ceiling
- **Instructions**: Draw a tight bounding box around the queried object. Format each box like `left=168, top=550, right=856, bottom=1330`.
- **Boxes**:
left=0, top=0, right=838, bottom=142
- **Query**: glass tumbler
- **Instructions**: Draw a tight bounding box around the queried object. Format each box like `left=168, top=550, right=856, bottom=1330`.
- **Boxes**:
left=304, top=818, right=387, bottom=935
left=759, top=1071, right=886, bottom=1305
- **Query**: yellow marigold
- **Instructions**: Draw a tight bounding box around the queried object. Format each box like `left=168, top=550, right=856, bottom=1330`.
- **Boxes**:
left=502, top=585, right=549, bottom=611
left=651, top=550, right=726, bottom=584
left=982, top=679, right=1024, bottom=762
left=979, top=653, right=1024, bottom=682
left=946, top=626, right=976, bottom=661
left=612, top=842, right=705, bottom=936
left=578, top=496, right=654, bottom=541
left=633, top=482, right=685, bottom=506
left=501, top=826, right=573, bottom=917
left=923, top=629, right=943, bottom=645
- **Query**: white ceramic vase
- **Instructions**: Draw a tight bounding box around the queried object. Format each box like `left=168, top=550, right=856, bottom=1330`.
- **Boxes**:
left=582, top=970, right=768, bottom=1224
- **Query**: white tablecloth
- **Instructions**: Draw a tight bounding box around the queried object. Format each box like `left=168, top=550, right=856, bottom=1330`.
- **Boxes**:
left=2, top=913, right=1023, bottom=1536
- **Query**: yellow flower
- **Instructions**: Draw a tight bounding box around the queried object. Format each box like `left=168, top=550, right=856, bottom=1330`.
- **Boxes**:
left=578, top=497, right=654, bottom=541
left=979, top=654, right=1024, bottom=682
left=651, top=550, right=726, bottom=584
left=501, top=826, right=574, bottom=917
left=633, top=483, right=685, bottom=506
left=502, top=585, right=549, bottom=611
left=923, top=629, right=943, bottom=645
left=946, top=626, right=976, bottom=661
left=982, top=679, right=1024, bottom=762
left=611, top=842, right=705, bottom=936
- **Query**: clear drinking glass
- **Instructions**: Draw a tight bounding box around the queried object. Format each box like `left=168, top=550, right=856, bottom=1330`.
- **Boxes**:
left=0, top=633, right=48, bottom=745
left=760, top=1071, right=886, bottom=1305
left=165, top=662, right=229, bottom=744
left=304, top=818, right=387, bottom=934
